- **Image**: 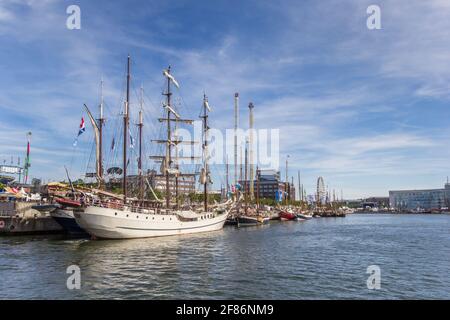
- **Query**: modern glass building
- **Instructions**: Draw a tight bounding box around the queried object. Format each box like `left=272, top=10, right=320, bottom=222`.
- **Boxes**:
left=239, top=169, right=296, bottom=201
left=389, top=183, right=450, bottom=210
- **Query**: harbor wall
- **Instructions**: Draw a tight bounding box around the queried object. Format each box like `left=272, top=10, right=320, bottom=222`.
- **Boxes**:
left=0, top=202, right=63, bottom=235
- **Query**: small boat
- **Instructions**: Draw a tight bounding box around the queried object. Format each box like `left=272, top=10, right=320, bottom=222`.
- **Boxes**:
left=55, top=197, right=82, bottom=208
left=237, top=215, right=260, bottom=227
left=257, top=215, right=270, bottom=225
left=269, top=212, right=280, bottom=220
left=278, top=210, right=296, bottom=221
left=225, top=216, right=238, bottom=226
left=31, top=204, right=59, bottom=212
left=50, top=208, right=89, bottom=237
left=236, top=212, right=270, bottom=227
left=295, top=212, right=312, bottom=220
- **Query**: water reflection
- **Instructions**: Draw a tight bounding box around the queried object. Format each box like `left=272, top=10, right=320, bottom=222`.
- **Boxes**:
left=1, top=215, right=449, bottom=299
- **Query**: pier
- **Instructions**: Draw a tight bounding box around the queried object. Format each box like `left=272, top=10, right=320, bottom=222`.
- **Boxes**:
left=0, top=201, right=63, bottom=235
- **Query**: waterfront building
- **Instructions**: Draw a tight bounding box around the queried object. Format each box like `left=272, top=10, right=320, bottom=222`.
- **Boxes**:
left=362, top=197, right=389, bottom=208
left=389, top=182, right=450, bottom=210
left=151, top=174, right=196, bottom=195
left=239, top=169, right=295, bottom=201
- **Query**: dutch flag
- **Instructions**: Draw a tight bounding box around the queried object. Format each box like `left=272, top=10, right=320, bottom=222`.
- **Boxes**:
left=73, top=117, right=86, bottom=147
left=77, top=117, right=86, bottom=136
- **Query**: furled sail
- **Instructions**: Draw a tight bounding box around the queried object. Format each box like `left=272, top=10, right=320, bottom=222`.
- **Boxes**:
left=160, top=157, right=167, bottom=174
left=199, top=167, right=206, bottom=184
left=83, top=104, right=101, bottom=182
left=163, top=69, right=180, bottom=88
left=204, top=100, right=212, bottom=112
left=199, top=167, right=212, bottom=184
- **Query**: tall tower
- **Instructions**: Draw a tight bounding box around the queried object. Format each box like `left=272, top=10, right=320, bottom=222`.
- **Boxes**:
left=248, top=102, right=254, bottom=200
left=234, top=93, right=239, bottom=186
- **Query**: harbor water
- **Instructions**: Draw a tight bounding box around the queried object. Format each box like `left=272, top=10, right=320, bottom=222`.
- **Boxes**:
left=0, top=214, right=449, bottom=299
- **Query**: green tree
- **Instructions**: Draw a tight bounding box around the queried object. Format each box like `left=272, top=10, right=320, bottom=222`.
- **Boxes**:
left=147, top=188, right=163, bottom=201
left=73, top=179, right=85, bottom=187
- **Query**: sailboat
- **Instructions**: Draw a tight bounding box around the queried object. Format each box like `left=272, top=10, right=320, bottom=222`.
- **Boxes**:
left=74, top=57, right=231, bottom=239
left=50, top=82, right=106, bottom=237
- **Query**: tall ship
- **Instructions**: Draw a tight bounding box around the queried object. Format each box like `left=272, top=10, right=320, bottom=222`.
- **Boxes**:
left=74, top=56, right=232, bottom=239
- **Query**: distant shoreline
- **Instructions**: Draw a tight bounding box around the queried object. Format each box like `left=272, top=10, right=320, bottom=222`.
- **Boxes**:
left=353, top=211, right=449, bottom=215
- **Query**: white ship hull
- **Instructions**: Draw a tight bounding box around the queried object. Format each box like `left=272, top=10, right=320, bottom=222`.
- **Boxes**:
left=74, top=206, right=228, bottom=239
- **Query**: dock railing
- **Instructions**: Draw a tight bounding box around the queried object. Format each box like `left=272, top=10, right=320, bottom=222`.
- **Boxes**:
left=86, top=198, right=233, bottom=217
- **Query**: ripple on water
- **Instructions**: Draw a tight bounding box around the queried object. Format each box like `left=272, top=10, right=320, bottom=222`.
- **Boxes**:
left=1, top=214, right=449, bottom=299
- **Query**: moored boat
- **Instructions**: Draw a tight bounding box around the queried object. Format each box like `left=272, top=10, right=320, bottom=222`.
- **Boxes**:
left=51, top=208, right=88, bottom=237
left=75, top=203, right=228, bottom=239
left=278, top=210, right=296, bottom=221
left=74, top=60, right=232, bottom=239
left=55, top=197, right=82, bottom=208
left=236, top=213, right=269, bottom=227
left=236, top=215, right=259, bottom=227
left=31, top=203, right=59, bottom=212
left=257, top=215, right=270, bottom=224
left=225, top=216, right=238, bottom=226
left=295, top=212, right=312, bottom=220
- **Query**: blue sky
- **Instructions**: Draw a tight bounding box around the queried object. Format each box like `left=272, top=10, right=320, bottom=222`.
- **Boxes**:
left=1, top=0, right=450, bottom=198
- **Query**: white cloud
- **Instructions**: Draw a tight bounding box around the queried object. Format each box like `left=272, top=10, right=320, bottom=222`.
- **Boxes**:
left=1, top=0, right=450, bottom=197
left=0, top=7, right=13, bottom=22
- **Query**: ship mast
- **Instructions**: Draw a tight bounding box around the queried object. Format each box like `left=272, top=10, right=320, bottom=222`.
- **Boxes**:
left=226, top=156, right=229, bottom=196
left=150, top=67, right=196, bottom=209
left=123, top=55, right=130, bottom=204
left=285, top=155, right=289, bottom=205
left=239, top=144, right=243, bottom=183
left=201, top=94, right=210, bottom=212
left=249, top=102, right=254, bottom=201
left=24, top=132, right=32, bottom=184
left=234, top=93, right=239, bottom=186
left=98, top=77, right=105, bottom=183
left=244, top=139, right=249, bottom=215
left=291, top=176, right=294, bottom=202
left=175, top=119, right=179, bottom=209
left=164, top=67, right=172, bottom=208
left=256, top=166, right=260, bottom=211
left=138, top=85, right=144, bottom=202
left=298, top=170, right=302, bottom=206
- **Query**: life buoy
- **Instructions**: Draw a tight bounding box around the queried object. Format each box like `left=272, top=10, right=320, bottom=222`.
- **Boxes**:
left=0, top=220, right=5, bottom=229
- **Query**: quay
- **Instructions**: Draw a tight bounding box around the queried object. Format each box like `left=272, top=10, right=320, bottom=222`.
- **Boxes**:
left=0, top=200, right=63, bottom=235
